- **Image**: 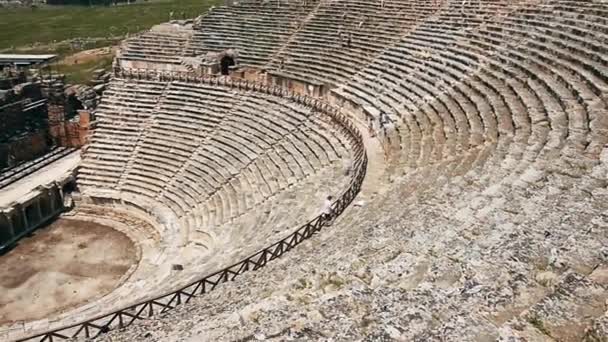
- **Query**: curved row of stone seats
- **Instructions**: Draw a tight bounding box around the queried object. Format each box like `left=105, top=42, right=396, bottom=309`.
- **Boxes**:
left=82, top=80, right=354, bottom=229
left=115, top=81, right=236, bottom=216
left=337, top=0, right=524, bottom=162
left=338, top=0, right=607, bottom=183
left=78, top=79, right=166, bottom=189
left=193, top=157, right=353, bottom=268
left=462, top=4, right=607, bottom=186
left=458, top=0, right=608, bottom=175
left=189, top=112, right=352, bottom=230
left=188, top=0, right=319, bottom=67
left=264, top=0, right=442, bottom=86
left=78, top=72, right=358, bottom=236
left=119, top=24, right=194, bottom=67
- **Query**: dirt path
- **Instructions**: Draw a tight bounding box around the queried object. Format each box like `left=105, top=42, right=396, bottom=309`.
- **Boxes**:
left=59, top=46, right=117, bottom=65
left=0, top=218, right=138, bottom=325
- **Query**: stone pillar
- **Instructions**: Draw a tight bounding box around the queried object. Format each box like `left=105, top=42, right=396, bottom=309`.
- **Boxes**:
left=48, top=187, right=56, bottom=213
left=78, top=109, right=92, bottom=147
left=0, top=212, right=15, bottom=246
left=48, top=103, right=67, bottom=146
left=5, top=213, right=14, bottom=238
left=20, top=206, right=29, bottom=232
left=35, top=199, right=43, bottom=224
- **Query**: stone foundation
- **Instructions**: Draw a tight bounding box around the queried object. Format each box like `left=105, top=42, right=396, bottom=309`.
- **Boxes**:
left=0, top=174, right=74, bottom=250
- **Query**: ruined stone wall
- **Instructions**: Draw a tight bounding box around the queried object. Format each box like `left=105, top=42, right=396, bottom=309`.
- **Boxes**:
left=48, top=103, right=67, bottom=146
left=0, top=101, right=27, bottom=142
left=0, top=131, right=49, bottom=169
left=0, top=175, right=73, bottom=250
left=77, top=110, right=93, bottom=146
left=0, top=81, right=51, bottom=167
left=47, top=108, right=91, bottom=148
left=266, top=71, right=325, bottom=98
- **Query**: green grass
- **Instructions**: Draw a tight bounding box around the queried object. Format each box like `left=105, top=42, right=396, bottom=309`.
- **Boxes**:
left=54, top=54, right=114, bottom=84
left=0, top=0, right=221, bottom=51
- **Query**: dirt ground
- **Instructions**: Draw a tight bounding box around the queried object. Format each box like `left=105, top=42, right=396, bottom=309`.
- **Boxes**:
left=0, top=218, right=138, bottom=325
left=59, top=46, right=117, bottom=65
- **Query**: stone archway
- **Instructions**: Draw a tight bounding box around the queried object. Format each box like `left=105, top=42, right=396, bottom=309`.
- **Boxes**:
left=220, top=55, right=235, bottom=75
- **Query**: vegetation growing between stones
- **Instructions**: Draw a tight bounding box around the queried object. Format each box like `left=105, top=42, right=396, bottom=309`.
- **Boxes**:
left=528, top=316, right=552, bottom=337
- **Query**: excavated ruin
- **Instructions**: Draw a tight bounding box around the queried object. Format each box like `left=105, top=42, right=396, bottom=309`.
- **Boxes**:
left=4, top=1, right=608, bottom=341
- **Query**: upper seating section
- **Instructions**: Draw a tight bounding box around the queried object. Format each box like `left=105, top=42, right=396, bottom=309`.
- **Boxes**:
left=337, top=0, right=608, bottom=172
left=119, top=23, right=194, bottom=68
left=118, top=0, right=443, bottom=79
left=116, top=0, right=608, bottom=102
left=264, top=0, right=440, bottom=85
left=189, top=0, right=319, bottom=67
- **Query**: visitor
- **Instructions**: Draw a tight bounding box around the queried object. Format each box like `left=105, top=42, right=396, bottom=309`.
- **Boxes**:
left=343, top=158, right=353, bottom=176
left=380, top=112, right=390, bottom=128
left=368, top=119, right=376, bottom=137
left=321, top=195, right=334, bottom=225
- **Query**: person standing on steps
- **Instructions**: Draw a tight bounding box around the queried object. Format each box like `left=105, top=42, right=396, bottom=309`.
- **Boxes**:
left=321, top=195, right=335, bottom=226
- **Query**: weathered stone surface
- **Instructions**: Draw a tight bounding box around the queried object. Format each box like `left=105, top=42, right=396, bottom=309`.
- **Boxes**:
left=98, top=160, right=608, bottom=342
left=6, top=1, right=608, bottom=341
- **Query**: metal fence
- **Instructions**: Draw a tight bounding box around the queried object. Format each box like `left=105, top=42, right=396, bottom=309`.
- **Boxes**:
left=17, top=71, right=368, bottom=342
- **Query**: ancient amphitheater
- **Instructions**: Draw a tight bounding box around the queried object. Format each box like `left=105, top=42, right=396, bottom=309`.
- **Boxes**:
left=2, top=0, right=608, bottom=341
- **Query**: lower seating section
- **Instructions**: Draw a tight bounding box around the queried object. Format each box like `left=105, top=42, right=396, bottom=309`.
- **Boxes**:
left=78, top=78, right=166, bottom=190
left=78, top=74, right=357, bottom=234
left=4, top=75, right=361, bottom=340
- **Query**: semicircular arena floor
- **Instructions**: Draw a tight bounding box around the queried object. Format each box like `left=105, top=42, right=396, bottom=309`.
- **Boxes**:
left=0, top=218, right=139, bottom=325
